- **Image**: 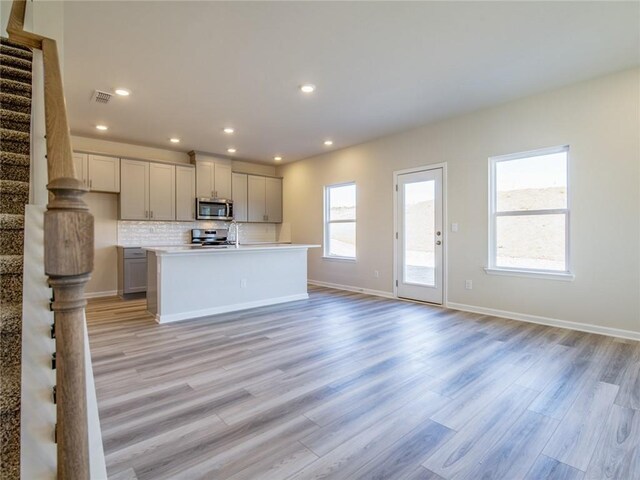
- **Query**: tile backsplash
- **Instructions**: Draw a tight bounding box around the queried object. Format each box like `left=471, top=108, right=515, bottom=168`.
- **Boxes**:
left=118, top=221, right=277, bottom=246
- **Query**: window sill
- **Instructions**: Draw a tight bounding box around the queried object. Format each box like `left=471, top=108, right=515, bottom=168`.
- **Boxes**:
left=322, top=256, right=356, bottom=263
left=484, top=267, right=575, bottom=281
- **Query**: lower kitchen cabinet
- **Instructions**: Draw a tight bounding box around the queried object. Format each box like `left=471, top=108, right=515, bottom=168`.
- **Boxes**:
left=117, top=247, right=147, bottom=295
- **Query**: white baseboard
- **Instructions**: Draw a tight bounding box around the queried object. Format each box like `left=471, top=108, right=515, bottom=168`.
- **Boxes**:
left=447, top=302, right=640, bottom=341
left=84, top=290, right=118, bottom=299
left=308, top=279, right=395, bottom=299
left=154, top=293, right=310, bottom=323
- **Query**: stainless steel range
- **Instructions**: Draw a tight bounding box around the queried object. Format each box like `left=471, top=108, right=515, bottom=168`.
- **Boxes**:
left=190, top=229, right=234, bottom=246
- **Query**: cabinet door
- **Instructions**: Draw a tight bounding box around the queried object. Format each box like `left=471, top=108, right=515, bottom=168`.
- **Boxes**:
left=214, top=163, right=232, bottom=199
left=265, top=177, right=282, bottom=223
left=88, top=154, right=120, bottom=192
left=231, top=173, right=248, bottom=222
left=124, top=258, right=147, bottom=293
left=149, top=163, right=175, bottom=220
left=176, top=166, right=195, bottom=221
left=196, top=161, right=214, bottom=198
left=247, top=175, right=266, bottom=222
left=120, top=159, right=149, bottom=220
left=72, top=153, right=89, bottom=187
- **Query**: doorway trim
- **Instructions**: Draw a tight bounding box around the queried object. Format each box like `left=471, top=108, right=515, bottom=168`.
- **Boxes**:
left=393, top=162, right=448, bottom=306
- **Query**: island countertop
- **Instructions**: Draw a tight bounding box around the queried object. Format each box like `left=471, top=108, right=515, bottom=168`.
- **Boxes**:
left=143, top=244, right=320, bottom=256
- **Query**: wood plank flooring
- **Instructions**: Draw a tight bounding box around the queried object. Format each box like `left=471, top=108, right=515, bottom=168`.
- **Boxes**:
left=85, top=286, right=640, bottom=480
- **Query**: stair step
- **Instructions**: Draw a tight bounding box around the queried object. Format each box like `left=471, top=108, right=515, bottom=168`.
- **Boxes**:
left=0, top=42, right=33, bottom=60
left=1, top=79, right=32, bottom=99
left=0, top=92, right=31, bottom=114
left=0, top=163, right=30, bottom=184
left=0, top=129, right=30, bottom=155
left=0, top=228, right=24, bottom=255
left=0, top=213, right=24, bottom=230
left=0, top=271, right=23, bottom=304
left=1, top=109, right=31, bottom=133
left=0, top=255, right=23, bottom=274
left=0, top=54, right=32, bottom=72
left=0, top=151, right=29, bottom=167
left=0, top=180, right=29, bottom=215
left=0, top=36, right=32, bottom=53
left=0, top=64, right=32, bottom=85
left=0, top=302, right=22, bottom=335
left=0, top=363, right=21, bottom=416
left=0, top=409, right=20, bottom=478
left=0, top=179, right=29, bottom=196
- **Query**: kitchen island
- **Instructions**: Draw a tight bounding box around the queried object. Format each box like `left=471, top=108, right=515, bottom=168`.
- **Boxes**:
left=144, top=244, right=320, bottom=323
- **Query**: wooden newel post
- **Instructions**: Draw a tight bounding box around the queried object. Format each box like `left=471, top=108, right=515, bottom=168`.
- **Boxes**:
left=45, top=177, right=94, bottom=480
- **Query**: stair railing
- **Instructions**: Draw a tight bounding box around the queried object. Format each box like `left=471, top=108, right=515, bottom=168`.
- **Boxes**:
left=7, top=1, right=94, bottom=478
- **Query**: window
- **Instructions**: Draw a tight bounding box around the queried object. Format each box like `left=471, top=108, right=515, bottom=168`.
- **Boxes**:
left=488, top=146, right=572, bottom=278
left=324, top=182, right=356, bottom=259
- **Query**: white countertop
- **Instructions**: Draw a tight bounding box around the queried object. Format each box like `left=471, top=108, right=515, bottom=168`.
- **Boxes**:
left=143, top=244, right=320, bottom=256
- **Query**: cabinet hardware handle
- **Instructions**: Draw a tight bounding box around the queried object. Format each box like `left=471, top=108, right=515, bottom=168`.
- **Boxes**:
left=145, top=211, right=148, bottom=218
left=150, top=211, right=153, bottom=219
left=89, top=179, right=92, bottom=188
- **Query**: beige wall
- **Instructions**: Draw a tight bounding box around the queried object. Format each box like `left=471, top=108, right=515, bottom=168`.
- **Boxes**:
left=71, top=136, right=277, bottom=294
left=278, top=68, right=640, bottom=335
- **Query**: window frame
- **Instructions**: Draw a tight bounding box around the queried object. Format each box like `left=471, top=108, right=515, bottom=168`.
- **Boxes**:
left=486, top=145, right=574, bottom=280
left=323, top=181, right=357, bottom=261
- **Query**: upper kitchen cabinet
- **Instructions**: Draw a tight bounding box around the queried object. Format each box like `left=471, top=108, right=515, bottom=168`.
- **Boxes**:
left=247, top=174, right=282, bottom=223
left=120, top=159, right=175, bottom=220
left=120, top=159, right=149, bottom=220
left=149, top=162, right=176, bottom=220
left=232, top=172, right=248, bottom=222
left=72, top=153, right=120, bottom=192
left=73, top=152, right=89, bottom=187
left=190, top=151, right=232, bottom=199
left=265, top=177, right=283, bottom=223
left=175, top=165, right=196, bottom=221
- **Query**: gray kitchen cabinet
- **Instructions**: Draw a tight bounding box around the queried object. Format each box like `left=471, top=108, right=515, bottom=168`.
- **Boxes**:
left=190, top=152, right=232, bottom=199
left=232, top=172, right=248, bottom=222
left=176, top=165, right=196, bottom=221
left=247, top=174, right=282, bottom=223
left=120, top=159, right=175, bottom=220
left=72, top=152, right=120, bottom=192
left=117, top=247, right=147, bottom=295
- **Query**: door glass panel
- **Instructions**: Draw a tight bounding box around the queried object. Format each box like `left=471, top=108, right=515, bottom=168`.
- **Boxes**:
left=403, top=180, right=435, bottom=286
left=496, top=213, right=566, bottom=271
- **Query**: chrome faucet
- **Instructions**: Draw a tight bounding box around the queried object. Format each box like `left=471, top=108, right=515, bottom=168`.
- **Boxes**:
left=229, top=220, right=240, bottom=248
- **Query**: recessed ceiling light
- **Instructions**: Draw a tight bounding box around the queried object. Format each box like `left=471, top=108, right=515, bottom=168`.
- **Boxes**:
left=323, top=139, right=333, bottom=146
left=223, top=127, right=235, bottom=134
left=96, top=124, right=108, bottom=131
left=114, top=88, right=130, bottom=96
left=227, top=148, right=237, bottom=154
left=274, top=156, right=282, bottom=161
left=300, top=84, right=316, bottom=94
left=169, top=138, right=180, bottom=143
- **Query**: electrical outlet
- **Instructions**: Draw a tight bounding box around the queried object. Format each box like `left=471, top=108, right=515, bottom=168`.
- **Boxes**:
left=451, top=223, right=459, bottom=232
left=240, top=279, right=247, bottom=288
left=374, top=270, right=379, bottom=278
left=465, top=280, right=473, bottom=290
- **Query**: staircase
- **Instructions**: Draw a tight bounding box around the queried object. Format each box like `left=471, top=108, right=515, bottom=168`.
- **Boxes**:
left=0, top=37, right=32, bottom=479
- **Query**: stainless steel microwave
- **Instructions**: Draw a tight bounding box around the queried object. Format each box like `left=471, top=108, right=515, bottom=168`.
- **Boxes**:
left=196, top=198, right=233, bottom=221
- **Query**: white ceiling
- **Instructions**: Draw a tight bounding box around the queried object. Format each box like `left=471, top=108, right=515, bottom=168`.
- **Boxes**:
left=63, top=1, right=639, bottom=164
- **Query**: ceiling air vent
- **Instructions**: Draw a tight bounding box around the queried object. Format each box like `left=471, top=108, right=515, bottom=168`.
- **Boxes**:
left=91, top=90, right=113, bottom=104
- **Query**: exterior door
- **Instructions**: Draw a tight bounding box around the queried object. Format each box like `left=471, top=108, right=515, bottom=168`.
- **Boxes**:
left=396, top=167, right=443, bottom=304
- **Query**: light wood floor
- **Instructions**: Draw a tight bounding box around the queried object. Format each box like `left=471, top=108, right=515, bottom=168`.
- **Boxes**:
left=86, top=286, right=640, bottom=480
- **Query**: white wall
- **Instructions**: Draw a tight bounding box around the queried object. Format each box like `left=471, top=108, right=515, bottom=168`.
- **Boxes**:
left=278, top=68, right=640, bottom=336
